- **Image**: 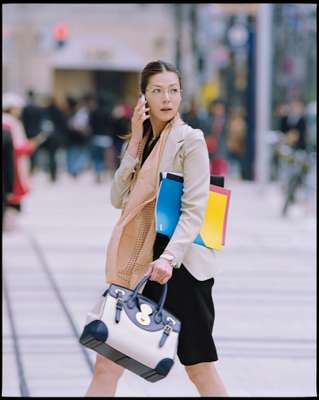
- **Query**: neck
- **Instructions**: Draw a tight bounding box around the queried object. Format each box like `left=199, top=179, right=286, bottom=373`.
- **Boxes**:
left=150, top=116, right=166, bottom=139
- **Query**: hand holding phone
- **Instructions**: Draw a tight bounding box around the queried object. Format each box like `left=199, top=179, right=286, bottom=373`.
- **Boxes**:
left=131, top=94, right=150, bottom=144
left=141, top=94, right=150, bottom=119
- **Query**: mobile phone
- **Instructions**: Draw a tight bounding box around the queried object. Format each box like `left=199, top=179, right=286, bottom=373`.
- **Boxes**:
left=141, top=94, right=149, bottom=118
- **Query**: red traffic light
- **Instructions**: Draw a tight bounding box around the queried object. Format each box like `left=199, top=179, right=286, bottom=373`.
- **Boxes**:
left=53, top=24, right=69, bottom=41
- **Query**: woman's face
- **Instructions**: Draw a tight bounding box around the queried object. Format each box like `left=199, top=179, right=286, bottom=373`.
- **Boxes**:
left=145, top=71, right=182, bottom=123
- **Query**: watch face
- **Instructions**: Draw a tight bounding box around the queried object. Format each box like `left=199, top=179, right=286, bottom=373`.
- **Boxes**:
left=161, top=254, right=177, bottom=267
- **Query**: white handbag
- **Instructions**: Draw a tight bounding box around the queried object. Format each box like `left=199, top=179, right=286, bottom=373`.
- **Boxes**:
left=79, top=274, right=181, bottom=382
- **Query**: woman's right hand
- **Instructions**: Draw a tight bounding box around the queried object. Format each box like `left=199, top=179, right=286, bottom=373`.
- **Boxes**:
left=130, top=95, right=150, bottom=145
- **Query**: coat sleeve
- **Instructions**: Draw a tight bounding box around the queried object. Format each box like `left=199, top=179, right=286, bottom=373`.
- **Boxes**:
left=15, top=140, right=36, bottom=156
left=163, top=129, right=210, bottom=267
left=110, top=142, right=139, bottom=209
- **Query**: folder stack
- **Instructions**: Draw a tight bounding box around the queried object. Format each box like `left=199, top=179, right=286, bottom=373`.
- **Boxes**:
left=155, top=172, right=231, bottom=250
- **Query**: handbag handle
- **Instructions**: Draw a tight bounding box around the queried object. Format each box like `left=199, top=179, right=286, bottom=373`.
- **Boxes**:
left=128, top=273, right=168, bottom=322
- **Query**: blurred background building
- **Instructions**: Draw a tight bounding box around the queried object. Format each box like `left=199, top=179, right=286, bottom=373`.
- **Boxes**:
left=2, top=3, right=317, bottom=182
left=2, top=4, right=176, bottom=106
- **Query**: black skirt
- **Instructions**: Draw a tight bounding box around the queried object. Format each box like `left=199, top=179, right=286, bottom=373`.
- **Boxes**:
left=142, top=233, right=218, bottom=366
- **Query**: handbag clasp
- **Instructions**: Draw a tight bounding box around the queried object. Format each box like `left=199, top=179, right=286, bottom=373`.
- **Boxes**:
left=136, top=303, right=153, bottom=326
left=159, top=322, right=173, bottom=348
left=115, top=290, right=125, bottom=323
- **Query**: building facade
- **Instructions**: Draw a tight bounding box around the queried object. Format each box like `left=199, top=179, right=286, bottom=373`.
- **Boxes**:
left=3, top=4, right=176, bottom=106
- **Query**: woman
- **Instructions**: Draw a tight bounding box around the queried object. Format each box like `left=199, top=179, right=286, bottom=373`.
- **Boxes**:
left=226, top=107, right=246, bottom=179
left=86, top=60, right=228, bottom=397
left=2, top=93, right=48, bottom=214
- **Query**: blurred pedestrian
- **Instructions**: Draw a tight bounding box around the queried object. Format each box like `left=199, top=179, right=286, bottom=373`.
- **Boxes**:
left=305, top=101, right=316, bottom=152
left=204, top=99, right=228, bottom=175
left=275, top=98, right=310, bottom=214
left=2, top=93, right=48, bottom=221
left=21, top=89, right=44, bottom=173
left=182, top=97, right=205, bottom=131
left=226, top=107, right=246, bottom=179
left=281, top=98, right=307, bottom=151
left=270, top=102, right=289, bottom=181
left=112, top=102, right=132, bottom=170
left=89, top=94, right=114, bottom=183
left=274, top=101, right=289, bottom=132
left=2, top=127, right=15, bottom=226
left=65, top=95, right=91, bottom=178
left=39, top=96, right=67, bottom=182
left=85, top=60, right=227, bottom=397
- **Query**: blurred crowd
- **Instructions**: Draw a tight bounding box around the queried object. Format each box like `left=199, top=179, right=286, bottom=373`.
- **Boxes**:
left=2, top=88, right=316, bottom=228
left=2, top=90, right=132, bottom=227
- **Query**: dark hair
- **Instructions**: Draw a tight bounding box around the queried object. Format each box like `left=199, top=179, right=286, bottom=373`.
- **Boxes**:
left=140, top=60, right=182, bottom=95
left=119, top=60, right=182, bottom=142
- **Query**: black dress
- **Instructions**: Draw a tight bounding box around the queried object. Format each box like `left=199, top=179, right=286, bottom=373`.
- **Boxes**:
left=141, top=131, right=218, bottom=366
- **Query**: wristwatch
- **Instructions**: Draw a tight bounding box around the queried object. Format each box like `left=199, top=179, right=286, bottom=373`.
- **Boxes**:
left=160, top=253, right=179, bottom=269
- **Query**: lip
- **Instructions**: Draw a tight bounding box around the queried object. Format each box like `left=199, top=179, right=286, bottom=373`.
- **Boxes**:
left=160, top=108, right=173, bottom=111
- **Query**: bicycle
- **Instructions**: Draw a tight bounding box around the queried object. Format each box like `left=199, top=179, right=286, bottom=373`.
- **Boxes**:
left=276, top=142, right=315, bottom=217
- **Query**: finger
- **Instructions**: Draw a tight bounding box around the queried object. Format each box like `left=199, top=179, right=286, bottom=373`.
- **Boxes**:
left=161, top=272, right=171, bottom=282
left=136, top=98, right=146, bottom=110
left=149, top=269, right=157, bottom=281
left=155, top=272, right=169, bottom=284
left=161, top=270, right=172, bottom=283
left=150, top=270, right=161, bottom=282
left=134, top=104, right=149, bottom=119
left=146, top=262, right=155, bottom=274
left=135, top=109, right=145, bottom=119
left=135, top=103, right=144, bottom=113
left=132, top=113, right=144, bottom=124
left=133, top=107, right=143, bottom=116
left=157, top=275, right=168, bottom=285
left=139, top=109, right=146, bottom=117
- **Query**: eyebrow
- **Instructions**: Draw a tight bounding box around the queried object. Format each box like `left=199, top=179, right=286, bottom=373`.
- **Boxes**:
left=151, top=83, right=179, bottom=88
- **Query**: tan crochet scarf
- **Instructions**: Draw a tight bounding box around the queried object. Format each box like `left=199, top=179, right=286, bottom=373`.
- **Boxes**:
left=105, top=114, right=182, bottom=289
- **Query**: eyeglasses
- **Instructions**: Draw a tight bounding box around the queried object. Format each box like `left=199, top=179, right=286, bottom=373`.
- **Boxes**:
left=146, top=87, right=182, bottom=98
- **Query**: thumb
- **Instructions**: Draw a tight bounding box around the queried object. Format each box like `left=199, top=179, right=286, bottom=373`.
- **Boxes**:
left=145, top=262, right=154, bottom=276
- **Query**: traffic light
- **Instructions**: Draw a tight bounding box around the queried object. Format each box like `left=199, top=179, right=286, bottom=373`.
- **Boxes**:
left=53, top=24, right=68, bottom=49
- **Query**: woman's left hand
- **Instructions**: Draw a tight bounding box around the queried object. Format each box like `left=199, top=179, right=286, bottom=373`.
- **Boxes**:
left=145, top=258, right=173, bottom=284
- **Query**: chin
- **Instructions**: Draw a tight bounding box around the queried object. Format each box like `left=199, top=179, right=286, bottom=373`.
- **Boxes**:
left=159, top=112, right=177, bottom=122
left=163, top=115, right=174, bottom=122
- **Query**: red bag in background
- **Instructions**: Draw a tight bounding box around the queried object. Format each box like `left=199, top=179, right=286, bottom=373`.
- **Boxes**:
left=211, top=157, right=228, bottom=176
left=205, top=135, right=217, bottom=153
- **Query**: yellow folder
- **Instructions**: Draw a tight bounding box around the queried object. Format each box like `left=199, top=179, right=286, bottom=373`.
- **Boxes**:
left=200, top=185, right=231, bottom=250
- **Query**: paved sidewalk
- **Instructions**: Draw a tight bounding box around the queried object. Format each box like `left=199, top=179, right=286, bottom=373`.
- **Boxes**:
left=2, top=171, right=316, bottom=397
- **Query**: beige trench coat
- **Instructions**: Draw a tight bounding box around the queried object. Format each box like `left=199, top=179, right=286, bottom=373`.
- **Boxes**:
left=110, top=123, right=220, bottom=280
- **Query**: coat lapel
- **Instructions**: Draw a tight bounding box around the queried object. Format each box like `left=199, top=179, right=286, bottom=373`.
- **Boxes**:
left=160, top=119, right=186, bottom=172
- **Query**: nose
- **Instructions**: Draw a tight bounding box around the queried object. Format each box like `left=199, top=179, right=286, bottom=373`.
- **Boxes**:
left=163, top=91, right=170, bottom=101
left=162, top=93, right=172, bottom=105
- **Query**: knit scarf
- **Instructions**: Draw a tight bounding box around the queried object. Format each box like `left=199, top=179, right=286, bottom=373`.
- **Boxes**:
left=105, top=114, right=182, bottom=289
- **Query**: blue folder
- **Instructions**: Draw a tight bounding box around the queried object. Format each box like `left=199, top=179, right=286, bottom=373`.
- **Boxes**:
left=155, top=172, right=206, bottom=247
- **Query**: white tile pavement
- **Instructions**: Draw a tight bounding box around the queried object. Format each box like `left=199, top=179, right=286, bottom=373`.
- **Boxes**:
left=2, top=171, right=316, bottom=397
